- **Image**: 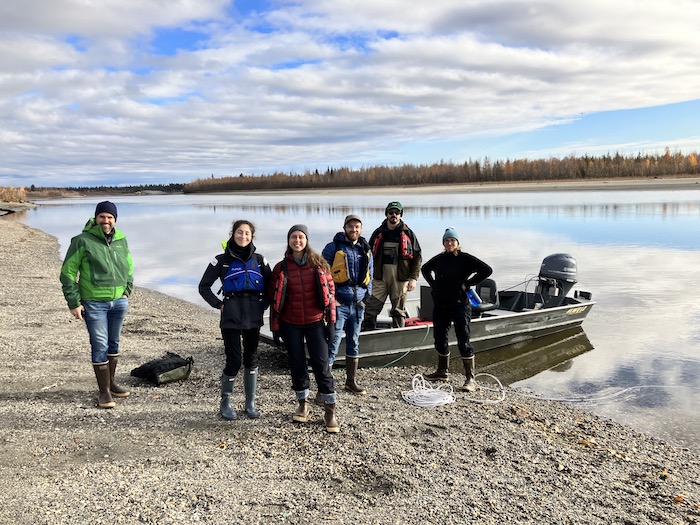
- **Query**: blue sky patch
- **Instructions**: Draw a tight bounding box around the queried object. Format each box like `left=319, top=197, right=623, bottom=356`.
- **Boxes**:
left=151, top=27, right=208, bottom=55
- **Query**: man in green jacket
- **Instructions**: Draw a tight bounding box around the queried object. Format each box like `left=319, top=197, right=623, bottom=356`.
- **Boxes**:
left=60, top=201, right=134, bottom=409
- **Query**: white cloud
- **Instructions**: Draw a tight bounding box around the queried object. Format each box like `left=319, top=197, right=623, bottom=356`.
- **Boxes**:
left=1, top=0, right=700, bottom=186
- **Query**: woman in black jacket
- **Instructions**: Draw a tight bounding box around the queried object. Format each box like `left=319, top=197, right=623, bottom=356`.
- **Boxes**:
left=421, top=227, right=492, bottom=391
left=199, top=219, right=271, bottom=420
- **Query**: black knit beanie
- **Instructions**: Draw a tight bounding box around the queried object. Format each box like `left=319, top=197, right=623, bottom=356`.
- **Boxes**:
left=95, top=201, right=118, bottom=221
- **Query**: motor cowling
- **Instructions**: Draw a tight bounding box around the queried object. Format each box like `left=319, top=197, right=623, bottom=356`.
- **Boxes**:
left=539, top=253, right=577, bottom=283
left=537, top=254, right=577, bottom=306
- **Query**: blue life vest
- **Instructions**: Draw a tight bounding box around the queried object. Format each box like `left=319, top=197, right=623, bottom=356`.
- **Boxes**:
left=222, top=257, right=265, bottom=296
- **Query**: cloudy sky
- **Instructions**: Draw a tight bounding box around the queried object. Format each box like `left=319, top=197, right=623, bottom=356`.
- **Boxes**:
left=2, top=0, right=700, bottom=188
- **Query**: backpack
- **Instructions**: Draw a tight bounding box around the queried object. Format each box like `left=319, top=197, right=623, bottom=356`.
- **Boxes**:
left=330, top=240, right=371, bottom=286
left=222, top=256, right=264, bottom=296
left=330, top=248, right=350, bottom=284
left=131, top=352, right=194, bottom=385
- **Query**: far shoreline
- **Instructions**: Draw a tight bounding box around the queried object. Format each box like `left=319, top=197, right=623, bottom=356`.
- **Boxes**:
left=3, top=176, right=699, bottom=215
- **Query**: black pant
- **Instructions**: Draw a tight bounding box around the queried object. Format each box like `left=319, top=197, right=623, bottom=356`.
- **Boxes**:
left=222, top=327, right=260, bottom=376
left=432, top=301, right=473, bottom=358
left=281, top=320, right=335, bottom=395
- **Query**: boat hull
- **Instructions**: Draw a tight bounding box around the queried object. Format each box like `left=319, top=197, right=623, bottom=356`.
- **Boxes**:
left=259, top=299, right=595, bottom=368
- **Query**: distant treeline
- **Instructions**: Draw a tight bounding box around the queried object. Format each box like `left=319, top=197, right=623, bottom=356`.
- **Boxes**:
left=24, top=183, right=185, bottom=198
left=3, top=150, right=699, bottom=202
left=184, top=149, right=699, bottom=193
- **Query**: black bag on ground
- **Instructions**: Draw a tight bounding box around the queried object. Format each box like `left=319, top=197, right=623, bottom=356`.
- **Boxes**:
left=131, top=352, right=194, bottom=385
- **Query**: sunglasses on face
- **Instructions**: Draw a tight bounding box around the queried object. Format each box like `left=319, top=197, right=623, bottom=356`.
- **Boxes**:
left=387, top=211, right=401, bottom=216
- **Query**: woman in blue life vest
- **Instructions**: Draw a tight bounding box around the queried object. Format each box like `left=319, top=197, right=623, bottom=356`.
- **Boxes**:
left=421, top=227, right=492, bottom=392
left=199, top=219, right=271, bottom=420
left=268, top=224, right=339, bottom=433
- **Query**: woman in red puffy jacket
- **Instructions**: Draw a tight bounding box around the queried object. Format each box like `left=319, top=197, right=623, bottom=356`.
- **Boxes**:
left=268, top=224, right=339, bottom=433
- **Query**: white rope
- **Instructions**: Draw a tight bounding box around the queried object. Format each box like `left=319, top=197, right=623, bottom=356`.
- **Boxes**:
left=400, top=373, right=685, bottom=408
left=464, top=373, right=507, bottom=405
left=401, top=374, right=456, bottom=408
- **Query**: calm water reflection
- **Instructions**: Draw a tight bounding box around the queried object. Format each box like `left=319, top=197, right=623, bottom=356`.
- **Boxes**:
left=15, top=188, right=700, bottom=452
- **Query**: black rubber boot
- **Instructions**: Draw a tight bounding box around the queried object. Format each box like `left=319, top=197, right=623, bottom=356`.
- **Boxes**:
left=108, top=355, right=130, bottom=398
left=362, top=315, right=377, bottom=331
left=344, top=356, right=367, bottom=395
left=92, top=363, right=116, bottom=409
left=243, top=368, right=260, bottom=419
left=220, top=374, right=237, bottom=420
left=424, top=354, right=450, bottom=382
left=460, top=356, right=476, bottom=392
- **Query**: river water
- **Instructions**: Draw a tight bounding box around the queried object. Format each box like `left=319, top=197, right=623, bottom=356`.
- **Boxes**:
left=13, top=187, right=700, bottom=452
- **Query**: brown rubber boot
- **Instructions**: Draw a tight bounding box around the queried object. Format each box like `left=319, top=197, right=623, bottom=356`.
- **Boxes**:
left=93, top=363, right=116, bottom=408
left=460, top=356, right=476, bottom=392
left=292, top=398, right=310, bottom=423
left=323, top=403, right=340, bottom=433
left=314, top=391, right=324, bottom=406
left=108, top=355, right=130, bottom=398
left=391, top=313, right=406, bottom=328
left=344, top=356, right=367, bottom=395
left=424, top=354, right=450, bottom=382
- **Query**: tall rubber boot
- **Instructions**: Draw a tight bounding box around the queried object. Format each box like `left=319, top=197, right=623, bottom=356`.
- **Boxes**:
left=344, top=356, right=367, bottom=395
left=108, top=355, right=130, bottom=398
left=424, top=354, right=450, bottom=382
left=460, top=356, right=476, bottom=392
left=391, top=312, right=406, bottom=328
left=293, top=398, right=310, bottom=423
left=243, top=368, right=260, bottom=419
left=220, top=374, right=237, bottom=420
left=324, top=403, right=340, bottom=433
left=92, top=363, right=116, bottom=409
left=362, top=315, right=377, bottom=331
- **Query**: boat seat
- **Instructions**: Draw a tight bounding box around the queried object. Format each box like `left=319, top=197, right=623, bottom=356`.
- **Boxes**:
left=473, top=278, right=498, bottom=316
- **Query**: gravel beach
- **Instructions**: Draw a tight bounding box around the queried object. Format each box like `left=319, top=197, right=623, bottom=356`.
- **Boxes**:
left=1, top=216, right=699, bottom=525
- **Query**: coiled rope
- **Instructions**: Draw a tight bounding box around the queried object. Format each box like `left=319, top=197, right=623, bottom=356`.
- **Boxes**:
left=402, top=373, right=507, bottom=407
left=401, top=374, right=456, bottom=408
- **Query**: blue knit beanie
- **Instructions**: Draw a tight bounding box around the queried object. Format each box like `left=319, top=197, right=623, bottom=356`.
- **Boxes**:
left=95, top=201, right=118, bottom=221
left=442, top=227, right=459, bottom=242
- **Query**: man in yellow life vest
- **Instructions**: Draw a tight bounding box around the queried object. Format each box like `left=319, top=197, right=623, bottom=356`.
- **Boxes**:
left=321, top=214, right=374, bottom=395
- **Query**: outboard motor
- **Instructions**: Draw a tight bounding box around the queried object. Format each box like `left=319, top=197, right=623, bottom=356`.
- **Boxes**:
left=536, top=253, right=577, bottom=307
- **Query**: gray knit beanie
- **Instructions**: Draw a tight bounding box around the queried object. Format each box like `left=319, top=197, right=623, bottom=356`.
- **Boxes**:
left=287, top=224, right=309, bottom=240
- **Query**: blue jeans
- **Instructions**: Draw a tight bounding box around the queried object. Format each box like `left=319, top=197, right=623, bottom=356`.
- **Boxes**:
left=83, top=297, right=129, bottom=364
left=328, top=303, right=364, bottom=365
